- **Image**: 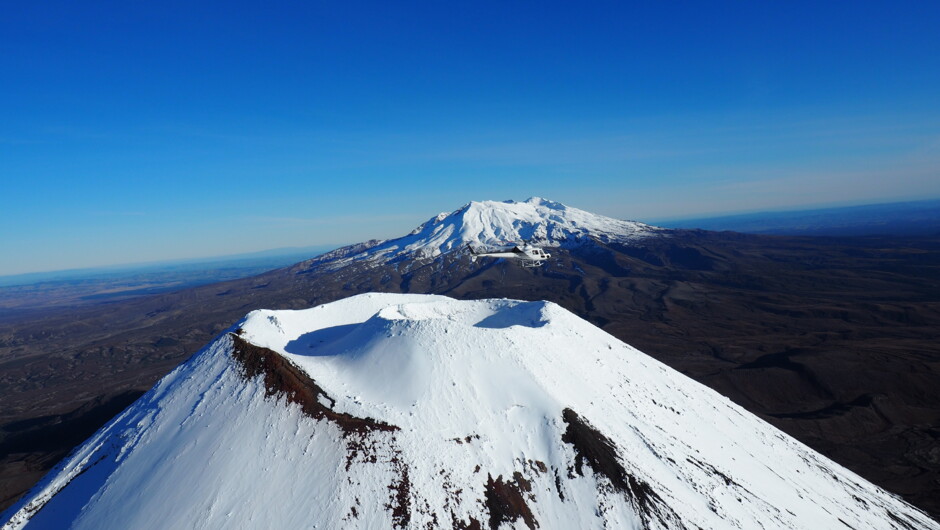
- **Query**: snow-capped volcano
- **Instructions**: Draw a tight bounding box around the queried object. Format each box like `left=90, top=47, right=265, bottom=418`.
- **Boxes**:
left=309, top=197, right=661, bottom=268
left=411, top=197, right=659, bottom=249
left=4, top=294, right=935, bottom=529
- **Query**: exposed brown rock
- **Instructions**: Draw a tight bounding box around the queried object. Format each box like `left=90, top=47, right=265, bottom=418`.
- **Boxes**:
left=561, top=408, right=686, bottom=529
left=484, top=473, right=539, bottom=530
left=229, top=333, right=397, bottom=435
left=2, top=232, right=940, bottom=518
left=385, top=454, right=411, bottom=528
left=453, top=515, right=482, bottom=530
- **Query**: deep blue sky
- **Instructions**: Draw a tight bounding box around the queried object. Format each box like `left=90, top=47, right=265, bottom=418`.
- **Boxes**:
left=2, top=1, right=939, bottom=275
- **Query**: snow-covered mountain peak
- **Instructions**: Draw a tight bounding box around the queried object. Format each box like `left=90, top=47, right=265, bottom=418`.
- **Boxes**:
left=5, top=293, right=937, bottom=529
left=313, top=197, right=662, bottom=269
left=437, top=196, right=658, bottom=248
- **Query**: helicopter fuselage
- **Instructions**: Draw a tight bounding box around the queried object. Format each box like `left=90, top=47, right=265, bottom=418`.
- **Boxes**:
left=467, top=243, right=551, bottom=266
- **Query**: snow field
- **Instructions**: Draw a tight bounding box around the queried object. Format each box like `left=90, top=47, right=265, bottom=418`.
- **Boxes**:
left=4, top=293, right=937, bottom=529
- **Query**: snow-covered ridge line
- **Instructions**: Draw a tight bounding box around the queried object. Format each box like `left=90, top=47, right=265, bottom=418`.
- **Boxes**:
left=228, top=324, right=684, bottom=529
left=228, top=331, right=398, bottom=435
left=4, top=293, right=937, bottom=529
left=298, top=197, right=664, bottom=271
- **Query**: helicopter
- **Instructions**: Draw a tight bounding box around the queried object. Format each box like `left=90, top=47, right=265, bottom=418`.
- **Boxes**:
left=466, top=241, right=552, bottom=267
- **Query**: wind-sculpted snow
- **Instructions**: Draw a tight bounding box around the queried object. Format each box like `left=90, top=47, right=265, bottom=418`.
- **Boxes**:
left=4, top=293, right=938, bottom=529
left=298, top=197, right=662, bottom=272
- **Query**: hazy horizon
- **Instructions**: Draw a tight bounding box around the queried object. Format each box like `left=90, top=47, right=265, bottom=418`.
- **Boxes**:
left=3, top=2, right=938, bottom=276
left=4, top=196, right=940, bottom=279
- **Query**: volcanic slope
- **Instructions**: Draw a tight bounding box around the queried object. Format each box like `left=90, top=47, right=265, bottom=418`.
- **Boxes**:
left=3, top=197, right=940, bottom=518
left=3, top=294, right=937, bottom=530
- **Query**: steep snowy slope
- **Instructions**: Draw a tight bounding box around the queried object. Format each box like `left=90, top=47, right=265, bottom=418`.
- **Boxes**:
left=306, top=197, right=662, bottom=269
left=3, top=293, right=937, bottom=529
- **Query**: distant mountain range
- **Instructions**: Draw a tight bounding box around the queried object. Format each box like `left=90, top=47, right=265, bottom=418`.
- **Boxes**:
left=1, top=198, right=939, bottom=521
left=658, top=198, right=940, bottom=236
left=5, top=198, right=937, bottom=311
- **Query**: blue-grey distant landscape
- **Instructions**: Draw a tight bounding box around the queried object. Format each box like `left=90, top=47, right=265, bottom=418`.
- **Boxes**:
left=658, top=199, right=940, bottom=236
left=0, top=245, right=336, bottom=315
left=2, top=2, right=938, bottom=277
left=3, top=2, right=940, bottom=528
